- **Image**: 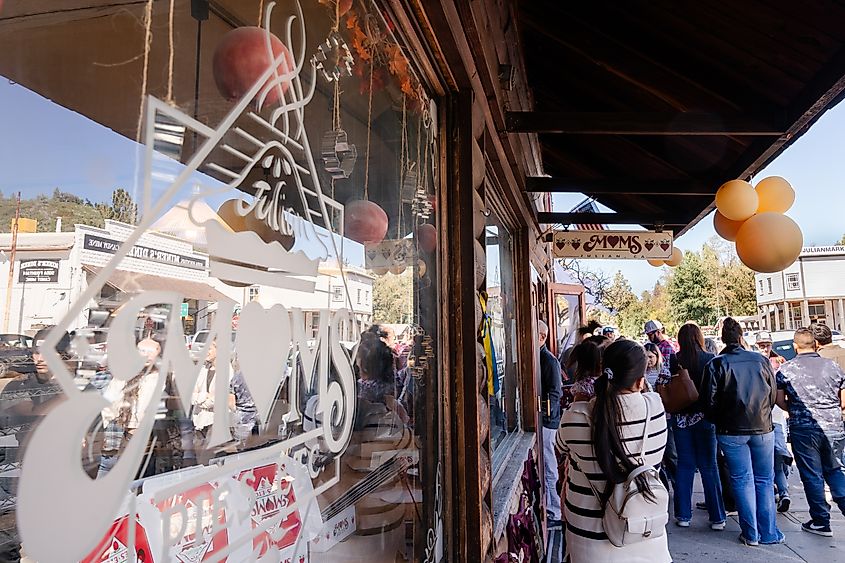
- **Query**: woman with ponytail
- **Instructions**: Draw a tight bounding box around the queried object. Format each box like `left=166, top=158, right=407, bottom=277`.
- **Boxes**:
left=557, top=339, right=670, bottom=562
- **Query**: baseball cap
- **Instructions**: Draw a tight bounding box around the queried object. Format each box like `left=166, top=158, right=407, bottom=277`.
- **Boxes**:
left=755, top=331, right=773, bottom=344
left=643, top=320, right=664, bottom=335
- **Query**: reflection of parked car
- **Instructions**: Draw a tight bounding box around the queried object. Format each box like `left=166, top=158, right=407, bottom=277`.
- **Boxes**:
left=0, top=334, right=33, bottom=349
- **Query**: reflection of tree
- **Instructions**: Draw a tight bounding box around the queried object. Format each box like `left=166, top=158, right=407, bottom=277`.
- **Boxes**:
left=372, top=270, right=413, bottom=323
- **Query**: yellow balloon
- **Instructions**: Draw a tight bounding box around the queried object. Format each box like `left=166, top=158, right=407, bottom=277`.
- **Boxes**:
left=735, top=212, right=803, bottom=273
left=713, top=211, right=745, bottom=242
left=755, top=176, right=795, bottom=214
left=665, top=247, right=683, bottom=267
left=715, top=179, right=758, bottom=222
left=647, top=259, right=665, bottom=267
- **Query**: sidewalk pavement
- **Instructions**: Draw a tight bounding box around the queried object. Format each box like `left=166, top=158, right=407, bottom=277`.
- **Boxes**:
left=668, top=470, right=844, bottom=562
left=546, top=468, right=845, bottom=562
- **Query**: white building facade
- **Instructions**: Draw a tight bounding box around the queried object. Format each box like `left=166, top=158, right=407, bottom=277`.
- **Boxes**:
left=755, top=245, right=845, bottom=331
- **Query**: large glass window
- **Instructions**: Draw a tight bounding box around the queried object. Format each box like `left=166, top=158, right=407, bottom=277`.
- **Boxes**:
left=484, top=214, right=518, bottom=451
left=0, top=1, right=443, bottom=561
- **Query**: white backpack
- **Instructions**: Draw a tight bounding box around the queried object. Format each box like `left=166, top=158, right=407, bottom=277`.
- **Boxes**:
left=580, top=400, right=669, bottom=547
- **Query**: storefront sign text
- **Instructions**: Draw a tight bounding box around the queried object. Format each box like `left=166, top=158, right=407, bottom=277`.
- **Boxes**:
left=551, top=230, right=674, bottom=260
left=18, top=259, right=60, bottom=283
left=84, top=234, right=208, bottom=270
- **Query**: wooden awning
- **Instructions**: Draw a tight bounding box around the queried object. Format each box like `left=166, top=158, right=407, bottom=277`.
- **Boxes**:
left=514, top=1, right=845, bottom=234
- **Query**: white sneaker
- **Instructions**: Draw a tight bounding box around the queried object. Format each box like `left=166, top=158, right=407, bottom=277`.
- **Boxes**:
left=676, top=519, right=691, bottom=528
left=711, top=521, right=726, bottom=531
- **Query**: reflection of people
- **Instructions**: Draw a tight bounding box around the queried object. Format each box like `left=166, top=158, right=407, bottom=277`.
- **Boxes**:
left=0, top=327, right=70, bottom=562
left=229, top=354, right=259, bottom=445
left=538, top=321, right=562, bottom=529
left=755, top=332, right=785, bottom=371
left=191, top=340, right=231, bottom=459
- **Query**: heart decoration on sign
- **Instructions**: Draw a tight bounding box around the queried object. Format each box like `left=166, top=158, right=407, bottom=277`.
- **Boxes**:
left=644, top=240, right=655, bottom=251
left=571, top=240, right=581, bottom=250
left=235, top=302, right=291, bottom=423
left=366, top=249, right=377, bottom=261
left=381, top=248, right=392, bottom=259
left=607, top=235, right=620, bottom=248
left=555, top=240, right=566, bottom=250
left=660, top=242, right=671, bottom=252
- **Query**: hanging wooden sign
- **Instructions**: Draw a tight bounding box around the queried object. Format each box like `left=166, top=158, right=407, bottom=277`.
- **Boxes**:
left=551, top=230, right=674, bottom=260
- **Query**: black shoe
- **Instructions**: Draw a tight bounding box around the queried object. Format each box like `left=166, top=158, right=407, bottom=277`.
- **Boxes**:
left=801, top=520, right=833, bottom=537
left=777, top=496, right=791, bottom=513
left=696, top=501, right=708, bottom=510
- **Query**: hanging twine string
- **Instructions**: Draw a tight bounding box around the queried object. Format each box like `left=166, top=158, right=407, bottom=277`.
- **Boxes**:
left=398, top=95, right=407, bottom=238
left=363, top=50, right=374, bottom=201
left=165, top=0, right=175, bottom=104
left=135, top=0, right=154, bottom=141
left=258, top=0, right=265, bottom=26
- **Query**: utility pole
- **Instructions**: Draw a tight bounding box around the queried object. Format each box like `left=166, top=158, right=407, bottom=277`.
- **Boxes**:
left=4, top=192, right=21, bottom=332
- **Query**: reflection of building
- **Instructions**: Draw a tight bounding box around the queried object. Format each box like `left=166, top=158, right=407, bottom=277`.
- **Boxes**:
left=756, top=246, right=845, bottom=331
left=0, top=219, right=226, bottom=334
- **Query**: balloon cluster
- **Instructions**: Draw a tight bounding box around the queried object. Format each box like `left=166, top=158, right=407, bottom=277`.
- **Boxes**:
left=647, top=247, right=683, bottom=268
left=713, top=177, right=802, bottom=273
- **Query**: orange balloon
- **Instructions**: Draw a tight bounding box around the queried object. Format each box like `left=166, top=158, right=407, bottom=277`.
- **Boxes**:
left=665, top=247, right=683, bottom=267
left=735, top=212, right=803, bottom=273
left=217, top=199, right=248, bottom=231
left=715, top=179, right=758, bottom=221
left=713, top=211, right=745, bottom=242
left=647, top=259, right=665, bottom=267
left=755, top=176, right=795, bottom=214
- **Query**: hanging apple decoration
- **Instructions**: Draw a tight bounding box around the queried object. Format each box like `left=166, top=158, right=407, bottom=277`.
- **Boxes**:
left=213, top=27, right=294, bottom=107
left=344, top=200, right=388, bottom=244
left=417, top=223, right=437, bottom=253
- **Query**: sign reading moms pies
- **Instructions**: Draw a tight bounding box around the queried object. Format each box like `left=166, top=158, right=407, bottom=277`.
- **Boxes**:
left=551, top=230, right=674, bottom=260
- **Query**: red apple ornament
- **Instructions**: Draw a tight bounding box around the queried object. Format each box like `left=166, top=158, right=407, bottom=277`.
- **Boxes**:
left=345, top=200, right=388, bottom=244
left=417, top=223, right=437, bottom=253
left=213, top=27, right=294, bottom=107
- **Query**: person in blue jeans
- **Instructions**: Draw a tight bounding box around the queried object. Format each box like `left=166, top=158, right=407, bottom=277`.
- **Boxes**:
left=701, top=318, right=782, bottom=546
left=776, top=327, right=845, bottom=537
left=660, top=322, right=726, bottom=529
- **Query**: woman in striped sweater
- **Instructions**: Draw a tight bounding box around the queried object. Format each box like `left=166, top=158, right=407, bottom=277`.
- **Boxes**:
left=556, top=339, right=671, bottom=563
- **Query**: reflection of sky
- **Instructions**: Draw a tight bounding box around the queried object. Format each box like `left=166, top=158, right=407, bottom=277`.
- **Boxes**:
left=0, top=78, right=364, bottom=267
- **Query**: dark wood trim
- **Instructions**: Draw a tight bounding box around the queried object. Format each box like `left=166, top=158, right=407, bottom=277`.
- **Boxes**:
left=505, top=111, right=785, bottom=135
left=442, top=91, right=484, bottom=562
left=537, top=212, right=687, bottom=226
left=678, top=46, right=845, bottom=237
left=525, top=176, right=713, bottom=195
left=514, top=227, right=540, bottom=435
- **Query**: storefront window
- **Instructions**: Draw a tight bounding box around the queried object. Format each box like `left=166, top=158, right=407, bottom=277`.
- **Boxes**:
left=484, top=215, right=518, bottom=451
left=0, top=1, right=442, bottom=561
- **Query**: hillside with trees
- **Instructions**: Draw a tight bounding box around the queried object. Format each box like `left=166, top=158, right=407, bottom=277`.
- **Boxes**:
left=0, top=188, right=136, bottom=232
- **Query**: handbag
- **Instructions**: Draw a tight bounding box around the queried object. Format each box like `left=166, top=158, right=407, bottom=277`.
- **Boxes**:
left=576, top=400, right=669, bottom=548
left=657, top=367, right=699, bottom=414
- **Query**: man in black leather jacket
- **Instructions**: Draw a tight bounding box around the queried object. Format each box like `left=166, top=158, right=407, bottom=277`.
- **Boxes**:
left=700, top=318, right=782, bottom=546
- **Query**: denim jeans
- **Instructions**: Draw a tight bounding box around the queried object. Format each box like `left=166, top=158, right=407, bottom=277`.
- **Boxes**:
left=674, top=419, right=726, bottom=523
left=789, top=426, right=845, bottom=526
left=717, top=432, right=783, bottom=544
left=773, top=423, right=791, bottom=499
left=542, top=427, right=562, bottom=520
left=661, top=419, right=678, bottom=513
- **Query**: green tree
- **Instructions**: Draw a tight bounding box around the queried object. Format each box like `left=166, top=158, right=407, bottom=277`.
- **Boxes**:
left=604, top=271, right=636, bottom=314
left=372, top=270, right=413, bottom=323
left=668, top=251, right=716, bottom=325
left=838, top=233, right=845, bottom=245
left=96, top=188, right=137, bottom=224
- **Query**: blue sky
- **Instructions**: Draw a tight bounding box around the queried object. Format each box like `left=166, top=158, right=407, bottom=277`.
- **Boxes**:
left=553, top=101, right=845, bottom=294
left=0, top=78, right=365, bottom=266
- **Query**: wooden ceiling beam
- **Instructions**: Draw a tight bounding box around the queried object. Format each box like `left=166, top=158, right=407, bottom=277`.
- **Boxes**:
left=537, top=212, right=687, bottom=226
left=526, top=177, right=713, bottom=195
left=506, top=111, right=785, bottom=135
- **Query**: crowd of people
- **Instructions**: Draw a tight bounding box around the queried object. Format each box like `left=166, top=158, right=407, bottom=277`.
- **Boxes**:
left=539, top=316, right=845, bottom=562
